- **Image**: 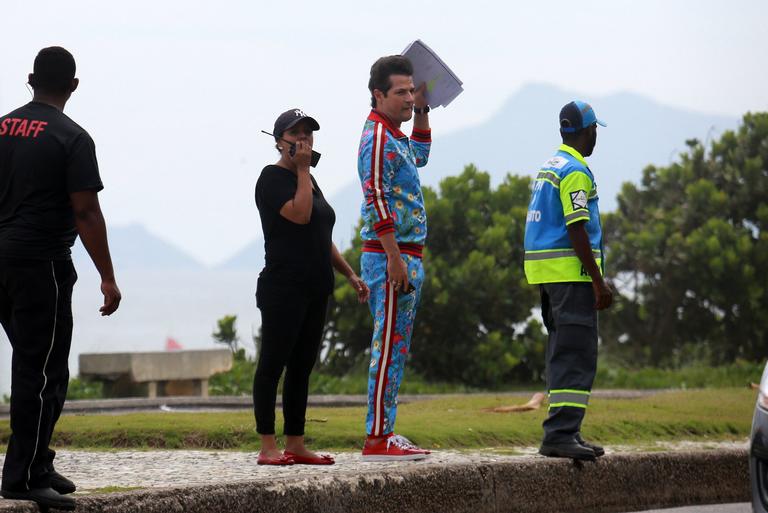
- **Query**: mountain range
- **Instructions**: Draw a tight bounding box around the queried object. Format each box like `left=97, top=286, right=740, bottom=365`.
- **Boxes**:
left=72, top=223, right=204, bottom=270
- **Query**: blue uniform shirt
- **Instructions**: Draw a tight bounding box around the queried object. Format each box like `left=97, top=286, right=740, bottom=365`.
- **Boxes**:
left=524, top=144, right=603, bottom=284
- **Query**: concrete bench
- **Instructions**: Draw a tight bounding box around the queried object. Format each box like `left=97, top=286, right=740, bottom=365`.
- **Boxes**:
left=78, top=349, right=233, bottom=398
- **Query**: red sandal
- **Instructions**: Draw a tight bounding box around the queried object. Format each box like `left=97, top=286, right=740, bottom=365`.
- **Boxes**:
left=283, top=451, right=335, bottom=465
left=257, top=454, right=295, bottom=465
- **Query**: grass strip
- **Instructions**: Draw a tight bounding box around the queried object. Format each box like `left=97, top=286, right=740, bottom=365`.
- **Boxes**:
left=0, top=389, right=754, bottom=451
left=78, top=486, right=144, bottom=494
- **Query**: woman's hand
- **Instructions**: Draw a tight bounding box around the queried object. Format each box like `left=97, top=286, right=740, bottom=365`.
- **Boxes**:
left=347, top=274, right=370, bottom=303
left=291, top=140, right=312, bottom=171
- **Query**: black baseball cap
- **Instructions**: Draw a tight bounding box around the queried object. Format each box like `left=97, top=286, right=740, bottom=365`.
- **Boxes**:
left=273, top=108, right=320, bottom=139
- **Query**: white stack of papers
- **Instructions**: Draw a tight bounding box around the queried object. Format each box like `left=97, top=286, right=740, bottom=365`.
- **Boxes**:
left=402, top=39, right=464, bottom=108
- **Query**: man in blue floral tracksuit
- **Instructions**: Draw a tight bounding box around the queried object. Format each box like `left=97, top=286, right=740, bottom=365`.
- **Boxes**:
left=357, top=55, right=432, bottom=461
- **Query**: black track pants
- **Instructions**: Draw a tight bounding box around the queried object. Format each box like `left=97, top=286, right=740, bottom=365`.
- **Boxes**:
left=0, top=259, right=76, bottom=492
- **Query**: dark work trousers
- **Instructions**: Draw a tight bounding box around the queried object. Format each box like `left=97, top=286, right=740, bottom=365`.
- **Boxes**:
left=253, top=289, right=329, bottom=436
left=0, top=259, right=76, bottom=492
left=540, top=282, right=598, bottom=444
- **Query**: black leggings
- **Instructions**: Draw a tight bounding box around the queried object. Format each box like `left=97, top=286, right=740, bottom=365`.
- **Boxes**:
left=253, top=293, right=328, bottom=436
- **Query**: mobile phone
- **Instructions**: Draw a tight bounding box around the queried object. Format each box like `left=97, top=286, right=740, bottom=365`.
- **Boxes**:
left=287, top=143, right=321, bottom=167
left=309, top=149, right=321, bottom=167
left=261, top=130, right=322, bottom=168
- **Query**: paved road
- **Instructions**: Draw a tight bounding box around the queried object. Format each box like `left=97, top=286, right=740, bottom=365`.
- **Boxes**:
left=622, top=504, right=749, bottom=512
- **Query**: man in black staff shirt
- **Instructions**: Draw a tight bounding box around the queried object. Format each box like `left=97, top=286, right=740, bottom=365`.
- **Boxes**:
left=0, top=47, right=121, bottom=511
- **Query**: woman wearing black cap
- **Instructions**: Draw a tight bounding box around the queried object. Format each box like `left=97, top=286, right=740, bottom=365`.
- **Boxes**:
left=253, top=108, right=369, bottom=465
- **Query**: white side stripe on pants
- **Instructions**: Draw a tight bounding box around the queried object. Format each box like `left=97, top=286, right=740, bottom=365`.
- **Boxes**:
left=372, top=282, right=396, bottom=436
left=26, top=261, right=59, bottom=489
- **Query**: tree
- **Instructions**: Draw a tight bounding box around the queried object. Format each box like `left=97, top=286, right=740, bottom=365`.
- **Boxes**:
left=601, top=112, right=768, bottom=366
left=212, top=314, right=240, bottom=354
left=324, top=165, right=546, bottom=387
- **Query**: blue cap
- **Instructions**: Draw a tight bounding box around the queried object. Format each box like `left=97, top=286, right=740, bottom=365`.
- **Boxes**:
left=559, top=100, right=607, bottom=133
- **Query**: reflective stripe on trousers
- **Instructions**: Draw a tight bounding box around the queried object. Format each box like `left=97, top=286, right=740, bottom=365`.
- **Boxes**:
left=548, top=389, right=590, bottom=409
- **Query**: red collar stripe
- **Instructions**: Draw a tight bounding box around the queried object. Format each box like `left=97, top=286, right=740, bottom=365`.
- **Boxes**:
left=367, top=110, right=407, bottom=139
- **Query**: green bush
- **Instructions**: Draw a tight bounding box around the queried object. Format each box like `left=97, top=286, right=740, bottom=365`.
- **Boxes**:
left=594, top=359, right=764, bottom=389
left=209, top=349, right=255, bottom=396
left=308, top=367, right=474, bottom=395
left=66, top=377, right=104, bottom=400
left=208, top=350, right=475, bottom=396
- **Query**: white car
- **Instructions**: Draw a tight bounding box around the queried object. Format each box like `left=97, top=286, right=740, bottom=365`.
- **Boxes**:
left=750, top=361, right=768, bottom=512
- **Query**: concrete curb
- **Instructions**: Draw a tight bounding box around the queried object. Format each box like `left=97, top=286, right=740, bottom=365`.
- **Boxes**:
left=0, top=449, right=749, bottom=513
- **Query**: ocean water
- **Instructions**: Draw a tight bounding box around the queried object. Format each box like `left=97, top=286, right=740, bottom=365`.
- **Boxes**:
left=0, top=266, right=263, bottom=398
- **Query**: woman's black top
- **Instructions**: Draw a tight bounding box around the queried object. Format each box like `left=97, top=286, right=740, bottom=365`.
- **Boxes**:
left=255, top=165, right=336, bottom=306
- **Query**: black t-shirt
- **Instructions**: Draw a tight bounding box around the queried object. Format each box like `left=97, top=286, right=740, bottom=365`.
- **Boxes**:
left=0, top=102, right=103, bottom=260
left=255, top=165, right=336, bottom=301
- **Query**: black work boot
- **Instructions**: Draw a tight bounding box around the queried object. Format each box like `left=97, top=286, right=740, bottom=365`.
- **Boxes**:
left=1, top=487, right=76, bottom=511
left=576, top=433, right=605, bottom=457
left=539, top=439, right=596, bottom=461
left=45, top=451, right=77, bottom=494
left=49, top=469, right=77, bottom=495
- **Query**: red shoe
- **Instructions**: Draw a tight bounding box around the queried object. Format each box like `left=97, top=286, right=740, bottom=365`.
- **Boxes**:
left=361, top=434, right=430, bottom=462
left=257, top=454, right=294, bottom=465
left=283, top=451, right=335, bottom=465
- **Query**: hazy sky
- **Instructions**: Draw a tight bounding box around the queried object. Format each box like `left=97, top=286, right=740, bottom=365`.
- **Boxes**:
left=1, top=0, right=766, bottom=266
